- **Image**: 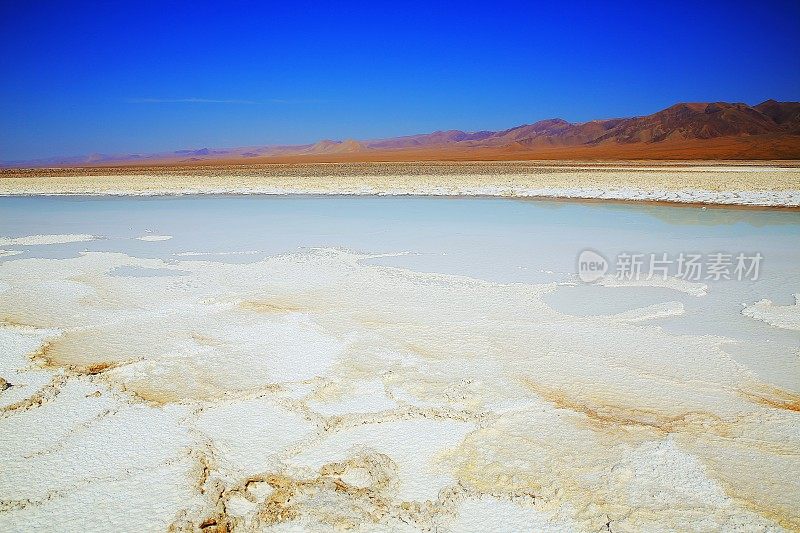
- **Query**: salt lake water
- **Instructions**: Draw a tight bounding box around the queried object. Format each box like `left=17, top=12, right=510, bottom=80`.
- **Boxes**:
left=2, top=195, right=799, bottom=383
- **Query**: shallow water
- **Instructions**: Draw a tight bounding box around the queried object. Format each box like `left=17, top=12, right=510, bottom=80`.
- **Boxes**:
left=2, top=195, right=798, bottom=378
left=1, top=195, right=799, bottom=531
left=2, top=195, right=798, bottom=280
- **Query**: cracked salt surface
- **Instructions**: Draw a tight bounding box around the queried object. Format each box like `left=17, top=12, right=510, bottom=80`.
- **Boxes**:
left=0, top=196, right=798, bottom=531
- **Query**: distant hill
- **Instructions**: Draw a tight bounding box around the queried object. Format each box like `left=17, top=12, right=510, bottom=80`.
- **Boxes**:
left=305, top=139, right=366, bottom=154
left=5, top=100, right=800, bottom=167
left=358, top=101, right=800, bottom=151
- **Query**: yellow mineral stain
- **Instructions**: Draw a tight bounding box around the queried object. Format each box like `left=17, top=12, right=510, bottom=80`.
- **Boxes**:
left=192, top=333, right=223, bottom=346
left=690, top=449, right=800, bottom=532
left=523, top=379, right=732, bottom=437
left=30, top=334, right=126, bottom=375
left=239, top=300, right=306, bottom=314
left=82, top=362, right=116, bottom=375
left=0, top=317, right=32, bottom=328
left=69, top=274, right=128, bottom=310
left=739, top=385, right=800, bottom=413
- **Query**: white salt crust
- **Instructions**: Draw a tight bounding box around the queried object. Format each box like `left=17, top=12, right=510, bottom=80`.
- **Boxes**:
left=0, top=249, right=796, bottom=531
left=742, top=294, right=800, bottom=331
left=0, top=234, right=97, bottom=246
left=135, top=234, right=173, bottom=241
left=2, top=163, right=800, bottom=206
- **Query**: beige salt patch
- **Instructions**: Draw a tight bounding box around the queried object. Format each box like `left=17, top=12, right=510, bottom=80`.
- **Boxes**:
left=0, top=280, right=98, bottom=328
left=0, top=250, right=22, bottom=258
left=242, top=473, right=405, bottom=532
left=288, top=418, right=474, bottom=503
left=98, top=313, right=340, bottom=403
left=30, top=321, right=186, bottom=373
left=742, top=294, right=800, bottom=331
left=451, top=409, right=781, bottom=532
left=0, top=256, right=346, bottom=402
left=238, top=298, right=308, bottom=314
left=451, top=496, right=576, bottom=533
left=676, top=414, right=800, bottom=531
left=226, top=451, right=419, bottom=532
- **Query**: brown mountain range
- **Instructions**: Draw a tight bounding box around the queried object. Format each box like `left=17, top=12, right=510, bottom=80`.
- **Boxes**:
left=336, top=100, right=800, bottom=159
left=7, top=100, right=800, bottom=167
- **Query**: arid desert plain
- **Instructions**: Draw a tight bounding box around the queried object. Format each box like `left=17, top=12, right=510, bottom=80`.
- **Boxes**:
left=0, top=161, right=799, bottom=532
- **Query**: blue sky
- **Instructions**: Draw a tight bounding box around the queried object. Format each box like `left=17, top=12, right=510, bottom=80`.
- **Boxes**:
left=1, top=0, right=799, bottom=161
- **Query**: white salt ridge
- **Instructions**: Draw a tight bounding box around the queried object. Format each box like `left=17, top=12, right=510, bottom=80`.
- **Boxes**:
left=2, top=172, right=798, bottom=206
left=742, top=294, right=800, bottom=331
left=0, top=250, right=23, bottom=258
left=0, top=233, right=97, bottom=246
left=175, top=250, right=262, bottom=256
left=112, top=187, right=790, bottom=206
left=135, top=234, right=172, bottom=241
left=608, top=301, right=685, bottom=322
left=505, top=187, right=800, bottom=207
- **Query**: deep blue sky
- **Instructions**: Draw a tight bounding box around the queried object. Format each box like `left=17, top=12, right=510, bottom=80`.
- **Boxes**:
left=1, top=1, right=799, bottom=161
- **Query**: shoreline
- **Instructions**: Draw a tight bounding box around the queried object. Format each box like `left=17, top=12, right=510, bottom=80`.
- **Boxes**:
left=5, top=193, right=800, bottom=215
left=2, top=190, right=800, bottom=209
left=2, top=161, right=799, bottom=207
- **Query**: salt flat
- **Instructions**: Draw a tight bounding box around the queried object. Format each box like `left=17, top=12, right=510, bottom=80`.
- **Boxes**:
left=0, top=195, right=798, bottom=532
left=2, top=161, right=800, bottom=206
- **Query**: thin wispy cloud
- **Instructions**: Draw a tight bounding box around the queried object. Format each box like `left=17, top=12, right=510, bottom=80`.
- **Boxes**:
left=124, top=97, right=323, bottom=104
left=125, top=97, right=257, bottom=104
